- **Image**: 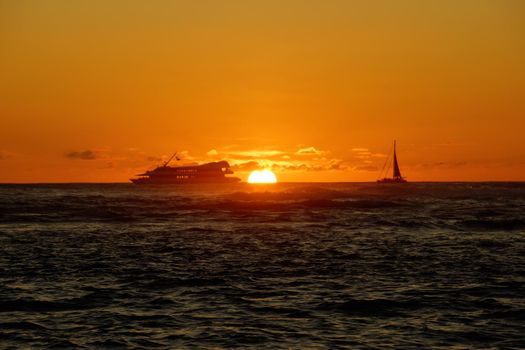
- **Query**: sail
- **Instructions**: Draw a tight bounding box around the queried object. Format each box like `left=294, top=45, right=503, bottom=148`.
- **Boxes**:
left=392, top=141, right=402, bottom=179
left=393, top=151, right=402, bottom=178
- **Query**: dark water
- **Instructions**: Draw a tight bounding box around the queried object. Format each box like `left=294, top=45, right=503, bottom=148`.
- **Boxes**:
left=1, top=182, right=524, bottom=349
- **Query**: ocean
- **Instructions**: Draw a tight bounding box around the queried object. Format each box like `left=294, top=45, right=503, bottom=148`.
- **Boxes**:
left=1, top=182, right=524, bottom=349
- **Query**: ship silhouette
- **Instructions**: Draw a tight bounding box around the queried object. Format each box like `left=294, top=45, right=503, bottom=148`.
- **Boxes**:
left=377, top=140, right=407, bottom=183
left=131, top=153, right=241, bottom=184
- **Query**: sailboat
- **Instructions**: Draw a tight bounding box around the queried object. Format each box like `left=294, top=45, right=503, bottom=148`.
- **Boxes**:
left=377, top=140, right=407, bottom=183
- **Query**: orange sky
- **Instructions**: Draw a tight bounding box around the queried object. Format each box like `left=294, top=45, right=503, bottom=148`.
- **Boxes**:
left=1, top=0, right=524, bottom=182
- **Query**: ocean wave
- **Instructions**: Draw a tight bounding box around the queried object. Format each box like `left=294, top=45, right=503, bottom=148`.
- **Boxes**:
left=0, top=292, right=115, bottom=313
left=0, top=321, right=49, bottom=330
left=316, top=298, right=422, bottom=317
left=1, top=183, right=525, bottom=348
left=460, top=218, right=525, bottom=231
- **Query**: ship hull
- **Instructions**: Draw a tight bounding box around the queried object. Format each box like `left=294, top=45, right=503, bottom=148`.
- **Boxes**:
left=131, top=177, right=241, bottom=185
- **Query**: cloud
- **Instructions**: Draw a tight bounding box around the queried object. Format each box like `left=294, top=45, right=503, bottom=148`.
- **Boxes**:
left=328, top=160, right=346, bottom=170
left=231, top=159, right=346, bottom=173
left=295, top=146, right=324, bottom=155
left=206, top=149, right=219, bottom=157
left=351, top=148, right=388, bottom=160
left=225, top=150, right=286, bottom=161
left=371, top=153, right=387, bottom=158
left=188, top=146, right=348, bottom=174
left=175, top=150, right=193, bottom=161
left=351, top=147, right=386, bottom=160
left=65, top=150, right=98, bottom=160
left=232, top=150, right=285, bottom=157
left=352, top=148, right=372, bottom=159
left=231, top=161, right=261, bottom=172
left=266, top=158, right=347, bottom=172
left=0, top=150, right=14, bottom=160
left=271, top=163, right=308, bottom=171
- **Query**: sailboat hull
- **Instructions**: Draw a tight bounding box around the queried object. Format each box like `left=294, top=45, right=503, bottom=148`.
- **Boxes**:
left=377, top=178, right=407, bottom=184
left=377, top=178, right=407, bottom=183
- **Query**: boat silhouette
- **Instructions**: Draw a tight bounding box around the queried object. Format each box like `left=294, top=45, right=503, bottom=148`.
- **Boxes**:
left=377, top=140, right=407, bottom=183
left=131, top=152, right=241, bottom=184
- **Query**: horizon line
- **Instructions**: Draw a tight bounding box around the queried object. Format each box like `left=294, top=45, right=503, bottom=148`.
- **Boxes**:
left=1, top=180, right=525, bottom=185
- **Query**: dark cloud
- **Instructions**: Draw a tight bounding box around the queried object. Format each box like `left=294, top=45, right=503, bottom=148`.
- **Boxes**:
left=0, top=151, right=13, bottom=160
left=231, top=161, right=261, bottom=172
left=272, top=163, right=308, bottom=172
left=329, top=161, right=346, bottom=170
left=65, top=150, right=97, bottom=160
left=271, top=160, right=347, bottom=172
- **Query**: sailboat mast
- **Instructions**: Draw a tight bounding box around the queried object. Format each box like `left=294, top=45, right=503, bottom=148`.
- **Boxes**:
left=393, top=140, right=396, bottom=178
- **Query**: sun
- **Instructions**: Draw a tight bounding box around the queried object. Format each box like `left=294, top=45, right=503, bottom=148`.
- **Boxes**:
left=248, top=169, right=277, bottom=184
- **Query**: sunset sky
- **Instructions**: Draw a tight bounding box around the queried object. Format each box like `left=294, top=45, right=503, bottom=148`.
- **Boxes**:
left=1, top=0, right=524, bottom=182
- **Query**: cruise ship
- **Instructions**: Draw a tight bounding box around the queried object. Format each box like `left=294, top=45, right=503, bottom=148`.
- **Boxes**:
left=131, top=153, right=241, bottom=184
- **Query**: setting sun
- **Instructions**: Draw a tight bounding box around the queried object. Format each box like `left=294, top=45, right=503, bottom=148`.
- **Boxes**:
left=248, top=170, right=277, bottom=184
